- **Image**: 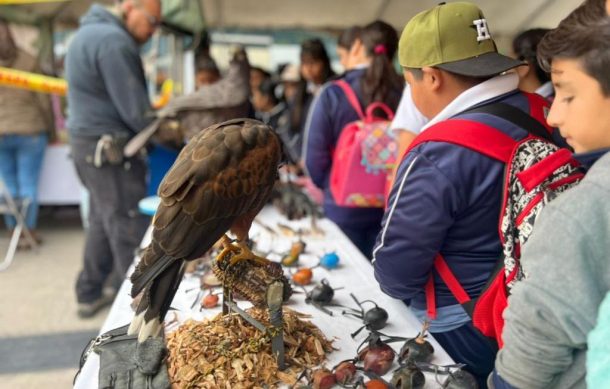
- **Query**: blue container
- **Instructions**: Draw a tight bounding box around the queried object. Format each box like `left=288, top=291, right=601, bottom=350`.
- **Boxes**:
left=147, top=145, right=179, bottom=196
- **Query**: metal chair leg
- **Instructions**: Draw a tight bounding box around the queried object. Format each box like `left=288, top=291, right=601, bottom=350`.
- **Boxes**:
left=17, top=198, right=38, bottom=252
left=0, top=222, right=21, bottom=271
left=0, top=182, right=39, bottom=270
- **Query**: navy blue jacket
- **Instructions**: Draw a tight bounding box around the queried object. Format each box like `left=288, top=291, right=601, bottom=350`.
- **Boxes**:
left=303, top=68, right=400, bottom=227
left=373, top=91, right=541, bottom=310
left=66, top=5, right=152, bottom=138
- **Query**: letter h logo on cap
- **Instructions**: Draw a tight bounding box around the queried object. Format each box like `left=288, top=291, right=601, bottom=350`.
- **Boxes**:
left=473, top=18, right=492, bottom=42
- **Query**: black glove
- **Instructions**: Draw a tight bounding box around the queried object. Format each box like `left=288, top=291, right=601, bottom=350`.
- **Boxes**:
left=86, top=324, right=170, bottom=389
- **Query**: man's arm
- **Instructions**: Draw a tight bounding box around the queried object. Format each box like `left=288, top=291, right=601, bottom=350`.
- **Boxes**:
left=496, top=205, right=600, bottom=388
left=98, top=38, right=153, bottom=134
left=373, top=149, right=461, bottom=300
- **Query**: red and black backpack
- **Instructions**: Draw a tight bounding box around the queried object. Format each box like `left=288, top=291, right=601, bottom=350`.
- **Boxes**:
left=402, top=94, right=585, bottom=347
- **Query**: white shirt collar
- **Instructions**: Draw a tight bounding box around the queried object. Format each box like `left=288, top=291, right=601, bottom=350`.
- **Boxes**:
left=535, top=81, right=554, bottom=99
left=420, top=72, right=520, bottom=132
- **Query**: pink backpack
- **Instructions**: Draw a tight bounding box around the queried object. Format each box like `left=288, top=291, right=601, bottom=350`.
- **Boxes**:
left=330, top=80, right=397, bottom=208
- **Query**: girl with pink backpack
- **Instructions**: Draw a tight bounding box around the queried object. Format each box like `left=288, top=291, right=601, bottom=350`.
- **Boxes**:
left=303, top=21, right=403, bottom=257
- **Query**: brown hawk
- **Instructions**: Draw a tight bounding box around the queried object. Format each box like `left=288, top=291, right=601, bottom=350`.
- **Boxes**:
left=128, top=118, right=281, bottom=341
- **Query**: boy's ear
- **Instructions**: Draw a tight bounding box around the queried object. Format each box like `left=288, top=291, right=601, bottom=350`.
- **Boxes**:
left=515, top=63, right=531, bottom=79
left=422, top=66, right=442, bottom=92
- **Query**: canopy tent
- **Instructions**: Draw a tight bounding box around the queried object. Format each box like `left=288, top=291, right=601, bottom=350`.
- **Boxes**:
left=199, top=0, right=584, bottom=50
left=0, top=0, right=585, bottom=36
left=0, top=0, right=587, bottom=93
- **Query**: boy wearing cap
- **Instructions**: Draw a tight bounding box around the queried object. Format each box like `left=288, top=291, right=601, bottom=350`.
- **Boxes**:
left=492, top=2, right=610, bottom=388
left=372, top=2, right=549, bottom=385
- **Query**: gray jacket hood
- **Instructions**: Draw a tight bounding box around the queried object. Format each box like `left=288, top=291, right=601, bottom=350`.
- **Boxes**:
left=80, top=4, right=125, bottom=30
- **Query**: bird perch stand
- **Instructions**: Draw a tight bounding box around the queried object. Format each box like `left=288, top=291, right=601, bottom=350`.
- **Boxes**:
left=222, top=281, right=286, bottom=370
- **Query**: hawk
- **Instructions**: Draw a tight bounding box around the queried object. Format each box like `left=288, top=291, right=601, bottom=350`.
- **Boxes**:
left=128, top=118, right=281, bottom=341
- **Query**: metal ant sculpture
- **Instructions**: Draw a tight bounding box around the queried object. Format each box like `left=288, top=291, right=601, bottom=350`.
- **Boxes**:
left=390, top=362, right=425, bottom=389
left=303, top=278, right=344, bottom=315
left=342, top=293, right=389, bottom=337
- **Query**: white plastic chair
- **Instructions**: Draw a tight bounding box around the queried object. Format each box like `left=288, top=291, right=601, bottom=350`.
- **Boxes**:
left=0, top=178, right=38, bottom=271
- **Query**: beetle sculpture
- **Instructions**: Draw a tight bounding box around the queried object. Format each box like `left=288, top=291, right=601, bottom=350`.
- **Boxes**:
left=441, top=369, right=478, bottom=389
left=281, top=240, right=307, bottom=266
left=360, top=371, right=395, bottom=389
left=398, top=321, right=434, bottom=364
left=317, top=252, right=340, bottom=269
left=357, top=332, right=396, bottom=376
left=415, top=362, right=479, bottom=389
left=333, top=359, right=359, bottom=385
left=303, top=279, right=344, bottom=315
left=292, top=267, right=314, bottom=286
left=343, top=293, right=389, bottom=337
left=390, top=363, right=425, bottom=389
left=292, top=367, right=335, bottom=389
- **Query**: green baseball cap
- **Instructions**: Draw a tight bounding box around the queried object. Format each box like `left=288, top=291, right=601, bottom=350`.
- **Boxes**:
left=399, top=2, right=525, bottom=77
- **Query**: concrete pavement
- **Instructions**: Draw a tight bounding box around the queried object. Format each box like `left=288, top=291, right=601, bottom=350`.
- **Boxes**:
left=0, top=207, right=108, bottom=389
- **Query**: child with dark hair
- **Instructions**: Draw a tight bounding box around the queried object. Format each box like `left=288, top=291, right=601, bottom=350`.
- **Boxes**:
left=253, top=78, right=286, bottom=130
left=337, top=25, right=362, bottom=71
left=287, top=38, right=335, bottom=162
left=303, top=21, right=402, bottom=257
left=249, top=66, right=271, bottom=95
left=512, top=28, right=553, bottom=100
left=493, top=1, right=610, bottom=388
left=195, top=55, right=220, bottom=88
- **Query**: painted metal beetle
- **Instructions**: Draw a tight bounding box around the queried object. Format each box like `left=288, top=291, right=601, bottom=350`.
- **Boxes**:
left=416, top=362, right=479, bottom=389
left=398, top=322, right=434, bottom=364
left=304, top=279, right=344, bottom=315
left=391, top=362, right=425, bottom=389
left=343, top=293, right=389, bottom=336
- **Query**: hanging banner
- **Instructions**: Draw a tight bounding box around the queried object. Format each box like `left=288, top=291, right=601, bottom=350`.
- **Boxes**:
left=0, top=66, right=67, bottom=95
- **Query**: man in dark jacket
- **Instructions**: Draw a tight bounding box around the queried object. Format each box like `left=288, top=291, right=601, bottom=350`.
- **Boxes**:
left=65, top=0, right=160, bottom=318
left=372, top=3, right=546, bottom=387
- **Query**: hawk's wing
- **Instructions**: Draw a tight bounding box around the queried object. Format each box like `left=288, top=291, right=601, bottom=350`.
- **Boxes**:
left=131, top=119, right=280, bottom=296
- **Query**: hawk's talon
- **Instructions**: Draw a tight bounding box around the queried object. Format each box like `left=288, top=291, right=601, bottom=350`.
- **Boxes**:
left=229, top=242, right=270, bottom=267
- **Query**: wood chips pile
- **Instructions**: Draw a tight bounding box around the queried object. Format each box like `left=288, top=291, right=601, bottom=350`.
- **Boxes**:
left=166, top=307, right=334, bottom=388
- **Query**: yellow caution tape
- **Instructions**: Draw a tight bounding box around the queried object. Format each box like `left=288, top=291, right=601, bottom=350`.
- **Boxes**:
left=0, top=67, right=67, bottom=95
left=0, top=0, right=70, bottom=4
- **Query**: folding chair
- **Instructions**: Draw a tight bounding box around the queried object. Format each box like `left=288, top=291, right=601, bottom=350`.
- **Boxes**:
left=0, top=178, right=38, bottom=271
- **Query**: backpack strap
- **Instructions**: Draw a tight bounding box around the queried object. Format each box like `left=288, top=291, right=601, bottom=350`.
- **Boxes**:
left=426, top=254, right=474, bottom=320
left=402, top=100, right=555, bottom=165
left=404, top=119, right=518, bottom=164
left=462, top=101, right=554, bottom=143
left=334, top=79, right=365, bottom=119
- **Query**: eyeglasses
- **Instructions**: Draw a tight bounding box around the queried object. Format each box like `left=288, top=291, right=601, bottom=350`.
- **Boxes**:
left=137, top=4, right=161, bottom=27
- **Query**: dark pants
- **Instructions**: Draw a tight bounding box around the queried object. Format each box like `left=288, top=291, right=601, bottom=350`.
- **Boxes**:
left=432, top=321, right=498, bottom=389
left=336, top=221, right=380, bottom=259
left=70, top=137, right=150, bottom=303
